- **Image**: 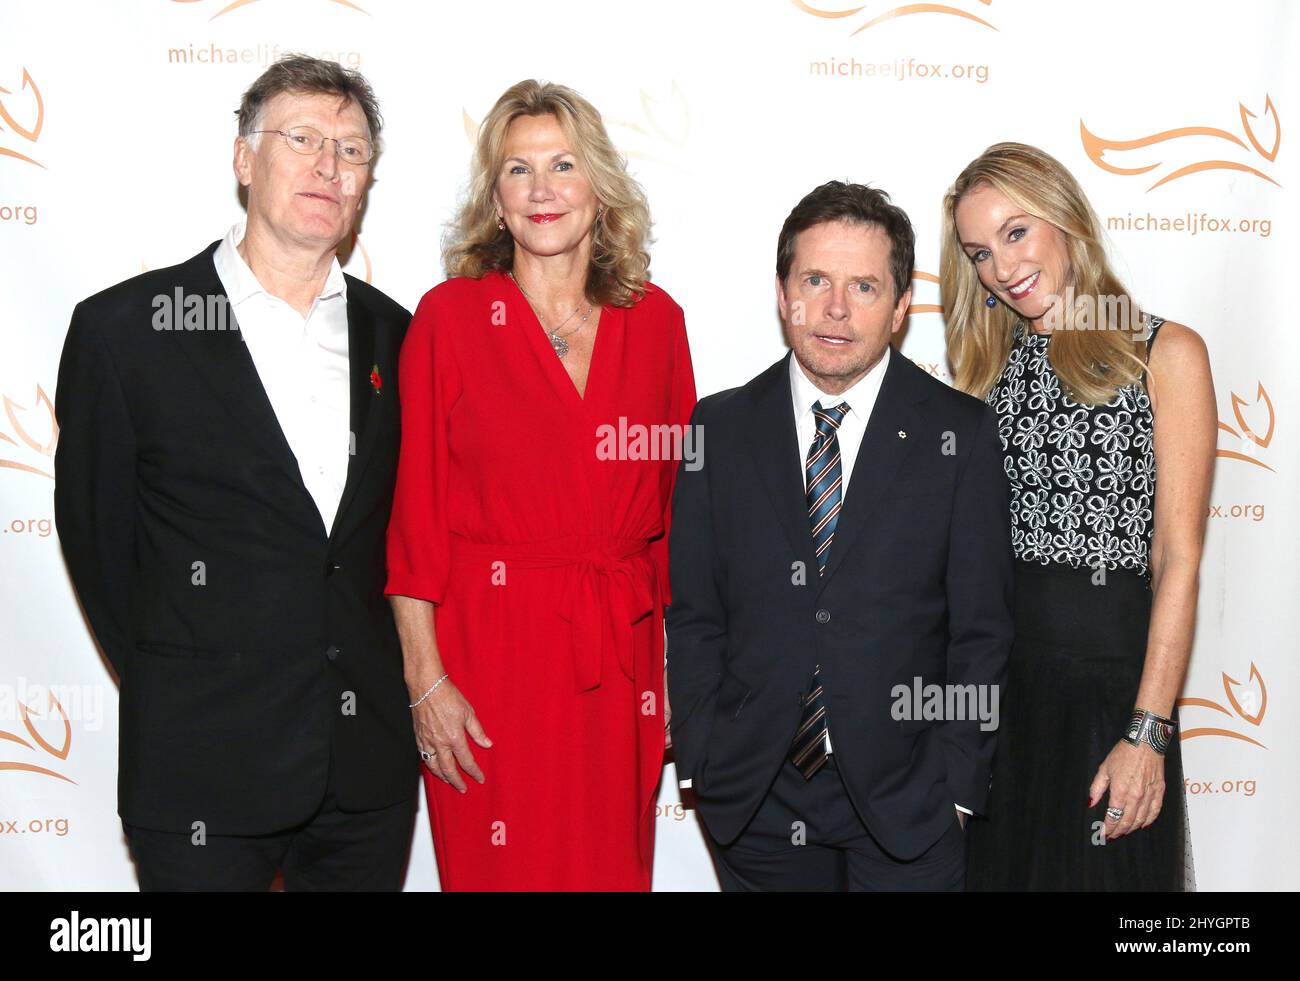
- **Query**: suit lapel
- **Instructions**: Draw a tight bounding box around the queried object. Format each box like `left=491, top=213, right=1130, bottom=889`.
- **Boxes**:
left=745, top=353, right=820, bottom=578
left=170, top=245, right=318, bottom=517
left=816, top=348, right=925, bottom=587
left=330, top=284, right=382, bottom=543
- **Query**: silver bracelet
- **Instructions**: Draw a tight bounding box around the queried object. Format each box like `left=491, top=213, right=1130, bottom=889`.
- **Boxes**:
left=1124, top=707, right=1177, bottom=755
left=409, top=673, right=449, bottom=709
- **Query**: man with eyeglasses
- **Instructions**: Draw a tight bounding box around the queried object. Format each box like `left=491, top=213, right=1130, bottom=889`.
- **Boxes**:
left=53, top=55, right=418, bottom=891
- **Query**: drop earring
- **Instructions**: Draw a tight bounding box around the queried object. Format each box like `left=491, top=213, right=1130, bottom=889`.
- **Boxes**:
left=985, top=295, right=998, bottom=308
left=497, top=215, right=506, bottom=231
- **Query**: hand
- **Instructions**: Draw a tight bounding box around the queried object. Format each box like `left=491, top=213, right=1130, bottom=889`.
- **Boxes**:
left=1089, top=739, right=1166, bottom=839
left=664, top=684, right=673, bottom=750
left=411, top=677, right=492, bottom=794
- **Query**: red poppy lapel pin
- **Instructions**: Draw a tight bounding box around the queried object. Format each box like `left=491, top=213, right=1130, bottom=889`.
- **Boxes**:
left=370, top=363, right=383, bottom=395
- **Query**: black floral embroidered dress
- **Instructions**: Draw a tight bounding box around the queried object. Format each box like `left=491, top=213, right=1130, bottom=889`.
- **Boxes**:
left=966, top=315, right=1193, bottom=892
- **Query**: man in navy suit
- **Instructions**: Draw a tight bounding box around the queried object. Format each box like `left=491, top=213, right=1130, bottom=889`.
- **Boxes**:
left=667, top=181, right=1014, bottom=890
left=54, top=56, right=417, bottom=891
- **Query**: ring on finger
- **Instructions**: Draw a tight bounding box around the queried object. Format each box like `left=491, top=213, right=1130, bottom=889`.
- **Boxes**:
left=1106, top=806, right=1124, bottom=820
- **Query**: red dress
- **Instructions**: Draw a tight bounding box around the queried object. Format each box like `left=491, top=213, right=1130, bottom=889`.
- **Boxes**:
left=386, top=270, right=696, bottom=890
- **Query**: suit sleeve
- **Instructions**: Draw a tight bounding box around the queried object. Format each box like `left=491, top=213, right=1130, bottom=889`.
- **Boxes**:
left=651, top=301, right=697, bottom=610
left=53, top=301, right=138, bottom=677
left=385, top=292, right=462, bottom=604
left=940, top=404, right=1015, bottom=814
left=665, top=397, right=726, bottom=785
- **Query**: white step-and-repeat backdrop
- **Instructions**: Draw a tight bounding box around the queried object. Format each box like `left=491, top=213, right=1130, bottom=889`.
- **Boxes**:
left=1, top=0, right=1294, bottom=890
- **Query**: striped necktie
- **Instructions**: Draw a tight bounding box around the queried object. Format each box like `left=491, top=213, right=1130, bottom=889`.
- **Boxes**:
left=790, top=399, right=850, bottom=779
left=806, top=400, right=850, bottom=574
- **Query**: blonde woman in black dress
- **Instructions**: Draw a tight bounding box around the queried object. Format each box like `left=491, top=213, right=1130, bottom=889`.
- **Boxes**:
left=940, top=143, right=1215, bottom=890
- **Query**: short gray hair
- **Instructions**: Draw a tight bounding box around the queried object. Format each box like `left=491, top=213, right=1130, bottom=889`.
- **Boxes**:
left=236, top=54, right=382, bottom=151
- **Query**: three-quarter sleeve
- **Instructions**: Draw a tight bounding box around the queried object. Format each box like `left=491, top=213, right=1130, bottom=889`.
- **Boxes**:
left=652, top=297, right=698, bottom=609
left=385, top=291, right=463, bottom=605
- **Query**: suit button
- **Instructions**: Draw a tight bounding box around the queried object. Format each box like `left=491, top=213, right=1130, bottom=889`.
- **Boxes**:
left=815, top=609, right=831, bottom=624
left=325, top=561, right=341, bottom=577
left=325, top=645, right=340, bottom=661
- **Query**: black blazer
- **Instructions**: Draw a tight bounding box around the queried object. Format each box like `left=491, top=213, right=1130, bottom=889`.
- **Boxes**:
left=53, top=242, right=419, bottom=835
left=667, top=350, right=1014, bottom=860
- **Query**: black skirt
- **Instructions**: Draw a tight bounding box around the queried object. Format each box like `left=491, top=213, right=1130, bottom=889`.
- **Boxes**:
left=966, top=561, right=1192, bottom=891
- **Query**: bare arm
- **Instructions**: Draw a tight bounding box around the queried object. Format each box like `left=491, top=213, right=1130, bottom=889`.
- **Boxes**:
left=1138, top=321, right=1216, bottom=716
left=390, top=594, right=491, bottom=793
left=1091, top=321, right=1216, bottom=837
left=391, top=594, right=447, bottom=692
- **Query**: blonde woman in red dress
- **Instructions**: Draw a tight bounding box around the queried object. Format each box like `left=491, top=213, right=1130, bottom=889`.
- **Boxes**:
left=386, top=80, right=696, bottom=890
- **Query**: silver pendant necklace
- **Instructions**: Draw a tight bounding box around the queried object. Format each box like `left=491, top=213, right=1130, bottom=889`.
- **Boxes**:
left=507, top=272, right=592, bottom=358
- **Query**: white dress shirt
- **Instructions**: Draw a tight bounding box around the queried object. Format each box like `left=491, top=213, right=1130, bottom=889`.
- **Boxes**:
left=213, top=221, right=351, bottom=535
left=789, top=345, right=891, bottom=503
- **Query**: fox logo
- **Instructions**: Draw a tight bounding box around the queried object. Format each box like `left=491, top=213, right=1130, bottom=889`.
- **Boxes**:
left=0, top=689, right=75, bottom=784
left=1217, top=383, right=1276, bottom=471
left=1081, top=95, right=1280, bottom=191
left=0, top=68, right=45, bottom=169
left=0, top=385, right=58, bottom=480
left=1178, top=663, right=1268, bottom=749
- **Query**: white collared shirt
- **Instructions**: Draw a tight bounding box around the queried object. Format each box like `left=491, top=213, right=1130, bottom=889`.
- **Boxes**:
left=788, top=344, right=891, bottom=503
left=212, top=221, right=351, bottom=535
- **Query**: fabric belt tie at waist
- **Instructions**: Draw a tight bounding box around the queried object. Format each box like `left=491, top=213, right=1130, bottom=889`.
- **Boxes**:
left=448, top=536, right=658, bottom=694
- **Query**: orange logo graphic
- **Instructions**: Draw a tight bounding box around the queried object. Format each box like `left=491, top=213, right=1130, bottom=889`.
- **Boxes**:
left=1081, top=95, right=1280, bottom=191
left=0, top=67, right=46, bottom=169
left=170, top=0, right=368, bottom=18
left=0, top=689, right=75, bottom=783
left=792, top=0, right=996, bottom=34
left=1177, top=663, right=1268, bottom=748
left=0, top=385, right=58, bottom=480
left=901, top=272, right=950, bottom=380
left=906, top=270, right=943, bottom=317
left=1216, top=382, right=1275, bottom=471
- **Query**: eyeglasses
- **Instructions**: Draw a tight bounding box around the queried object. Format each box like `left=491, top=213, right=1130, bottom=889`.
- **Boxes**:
left=253, top=126, right=375, bottom=164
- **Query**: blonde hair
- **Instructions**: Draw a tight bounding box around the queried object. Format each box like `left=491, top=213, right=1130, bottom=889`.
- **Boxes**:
left=940, top=142, right=1149, bottom=405
left=443, top=79, right=652, bottom=308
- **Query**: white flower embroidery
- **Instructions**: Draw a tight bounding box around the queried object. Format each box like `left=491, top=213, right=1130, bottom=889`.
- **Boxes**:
left=1084, top=492, right=1120, bottom=534
left=1118, top=494, right=1153, bottom=536
left=1049, top=490, right=1085, bottom=531
left=1052, top=449, right=1094, bottom=492
left=1095, top=452, right=1133, bottom=493
left=1091, top=410, right=1135, bottom=455
left=1013, top=412, right=1049, bottom=453
left=1048, top=407, right=1090, bottom=451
